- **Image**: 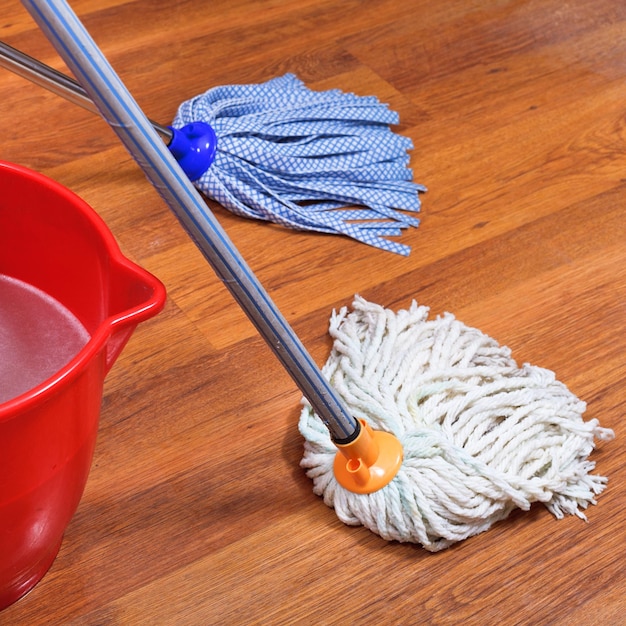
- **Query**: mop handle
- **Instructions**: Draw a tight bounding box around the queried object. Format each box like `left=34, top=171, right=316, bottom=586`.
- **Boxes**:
left=19, top=0, right=360, bottom=444
left=0, top=41, right=173, bottom=142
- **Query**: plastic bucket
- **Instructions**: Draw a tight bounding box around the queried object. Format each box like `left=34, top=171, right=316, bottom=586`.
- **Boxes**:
left=0, top=161, right=166, bottom=610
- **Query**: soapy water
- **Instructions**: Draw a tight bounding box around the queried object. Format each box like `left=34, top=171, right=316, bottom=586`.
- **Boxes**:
left=0, top=274, right=90, bottom=404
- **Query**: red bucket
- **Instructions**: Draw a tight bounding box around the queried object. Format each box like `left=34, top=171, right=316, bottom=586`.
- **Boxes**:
left=0, top=161, right=166, bottom=610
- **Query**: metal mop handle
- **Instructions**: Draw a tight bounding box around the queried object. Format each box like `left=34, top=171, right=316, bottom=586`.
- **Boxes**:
left=0, top=41, right=173, bottom=141
left=19, top=0, right=360, bottom=444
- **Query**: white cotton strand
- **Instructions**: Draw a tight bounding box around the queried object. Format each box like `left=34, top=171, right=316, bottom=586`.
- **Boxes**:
left=299, top=296, right=615, bottom=551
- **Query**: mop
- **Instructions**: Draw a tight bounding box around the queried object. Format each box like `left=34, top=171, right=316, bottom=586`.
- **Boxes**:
left=0, top=42, right=425, bottom=256
left=16, top=0, right=613, bottom=551
left=299, top=297, right=614, bottom=550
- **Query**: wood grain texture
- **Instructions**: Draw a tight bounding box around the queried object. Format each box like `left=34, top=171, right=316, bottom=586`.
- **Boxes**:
left=1, top=1, right=624, bottom=623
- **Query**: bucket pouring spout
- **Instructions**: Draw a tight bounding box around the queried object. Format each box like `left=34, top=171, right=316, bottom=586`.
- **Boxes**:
left=102, top=249, right=166, bottom=373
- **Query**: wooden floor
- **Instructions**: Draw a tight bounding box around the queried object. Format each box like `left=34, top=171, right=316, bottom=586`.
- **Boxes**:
left=1, top=0, right=624, bottom=623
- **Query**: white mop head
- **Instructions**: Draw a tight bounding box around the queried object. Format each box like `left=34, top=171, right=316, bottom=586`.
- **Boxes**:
left=299, top=297, right=614, bottom=551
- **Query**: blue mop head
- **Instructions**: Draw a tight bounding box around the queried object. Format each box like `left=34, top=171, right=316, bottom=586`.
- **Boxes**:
left=172, top=74, right=426, bottom=255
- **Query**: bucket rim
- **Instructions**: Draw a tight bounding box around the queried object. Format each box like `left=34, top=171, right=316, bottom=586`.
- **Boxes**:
left=0, top=160, right=166, bottom=419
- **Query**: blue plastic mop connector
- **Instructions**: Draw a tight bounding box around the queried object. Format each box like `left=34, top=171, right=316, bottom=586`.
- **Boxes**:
left=167, top=121, right=218, bottom=181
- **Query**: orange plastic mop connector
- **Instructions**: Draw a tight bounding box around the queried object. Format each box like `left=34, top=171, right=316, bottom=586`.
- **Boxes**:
left=333, top=418, right=403, bottom=494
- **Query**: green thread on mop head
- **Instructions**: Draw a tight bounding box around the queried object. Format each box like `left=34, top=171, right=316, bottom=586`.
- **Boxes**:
left=299, top=297, right=615, bottom=551
left=172, top=74, right=426, bottom=256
